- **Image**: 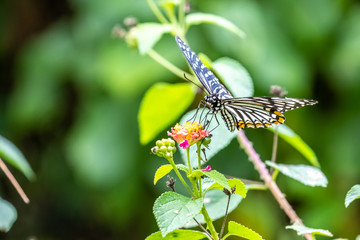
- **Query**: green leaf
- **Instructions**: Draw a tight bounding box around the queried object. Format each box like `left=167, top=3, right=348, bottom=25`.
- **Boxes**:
left=286, top=223, right=333, bottom=237
left=0, top=135, right=35, bottom=180
left=268, top=124, right=319, bottom=167
left=266, top=161, right=327, bottom=187
left=185, top=190, right=243, bottom=228
left=223, top=221, right=262, bottom=240
left=134, top=23, right=172, bottom=54
left=154, top=165, right=173, bottom=185
left=0, top=198, right=17, bottom=232
left=203, top=170, right=231, bottom=191
left=153, top=192, right=203, bottom=237
left=185, top=13, right=246, bottom=39
left=146, top=230, right=207, bottom=240
left=345, top=184, right=360, bottom=208
left=179, top=110, right=237, bottom=166
left=228, top=178, right=247, bottom=198
left=212, top=57, right=254, bottom=97
left=138, top=82, right=195, bottom=145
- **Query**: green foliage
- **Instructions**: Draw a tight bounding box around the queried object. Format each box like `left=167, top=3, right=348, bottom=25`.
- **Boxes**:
left=138, top=82, right=195, bottom=145
left=154, top=164, right=173, bottom=185
left=286, top=223, right=333, bottom=237
left=146, top=230, right=207, bottom=240
left=185, top=13, right=246, bottom=39
left=186, top=190, right=243, bottom=228
left=132, top=23, right=173, bottom=54
left=153, top=192, right=203, bottom=237
left=223, top=221, right=263, bottom=240
left=266, top=161, right=328, bottom=187
left=228, top=179, right=247, bottom=198
left=0, top=198, right=17, bottom=232
left=0, top=135, right=35, bottom=180
left=269, top=124, right=319, bottom=167
left=345, top=184, right=360, bottom=208
left=212, top=57, right=254, bottom=97
left=202, top=170, right=231, bottom=192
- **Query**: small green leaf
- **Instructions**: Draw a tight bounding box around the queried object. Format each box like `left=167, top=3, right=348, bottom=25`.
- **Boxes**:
left=153, top=192, right=203, bottom=237
left=185, top=13, right=246, bottom=39
left=175, top=164, right=188, bottom=173
left=185, top=190, right=242, bottom=228
left=266, top=161, right=327, bottom=187
left=0, top=198, right=17, bottom=232
left=0, top=135, right=35, bottom=180
left=179, top=110, right=237, bottom=166
left=345, top=184, right=360, bottom=208
left=212, top=57, right=254, bottom=97
left=223, top=221, right=262, bottom=240
left=286, top=223, right=333, bottom=237
left=228, top=178, right=247, bottom=198
left=154, top=165, right=173, bottom=185
left=134, top=23, right=172, bottom=54
left=268, top=124, right=320, bottom=167
left=146, top=230, right=207, bottom=240
left=188, top=169, right=204, bottom=180
left=203, top=170, right=231, bottom=191
left=138, top=83, right=195, bottom=145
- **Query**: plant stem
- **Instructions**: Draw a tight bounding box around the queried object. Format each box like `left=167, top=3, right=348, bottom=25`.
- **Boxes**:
left=0, top=158, right=29, bottom=204
left=219, top=194, right=231, bottom=238
left=186, top=147, right=192, bottom=173
left=271, top=127, right=279, bottom=163
left=193, top=218, right=213, bottom=240
left=237, top=130, right=313, bottom=240
left=146, top=0, right=169, bottom=24
left=178, top=0, right=186, bottom=30
left=168, top=155, right=193, bottom=196
left=197, top=143, right=202, bottom=196
left=201, top=206, right=219, bottom=240
left=147, top=49, right=195, bottom=81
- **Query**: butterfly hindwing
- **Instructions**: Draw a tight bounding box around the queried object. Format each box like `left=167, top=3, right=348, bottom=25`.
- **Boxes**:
left=222, top=97, right=318, bottom=131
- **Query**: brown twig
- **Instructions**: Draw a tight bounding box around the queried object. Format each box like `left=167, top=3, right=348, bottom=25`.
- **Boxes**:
left=0, top=158, right=30, bottom=204
left=193, top=217, right=213, bottom=240
left=237, top=131, right=312, bottom=240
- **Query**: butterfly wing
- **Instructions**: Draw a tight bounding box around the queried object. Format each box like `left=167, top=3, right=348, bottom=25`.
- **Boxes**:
left=221, top=97, right=318, bottom=131
left=175, top=36, right=232, bottom=99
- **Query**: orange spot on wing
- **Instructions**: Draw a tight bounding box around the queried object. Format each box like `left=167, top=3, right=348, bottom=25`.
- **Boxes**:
left=278, top=117, right=285, bottom=123
left=237, top=121, right=245, bottom=130
left=265, top=123, right=272, bottom=127
left=246, top=123, right=255, bottom=128
left=256, top=123, right=264, bottom=128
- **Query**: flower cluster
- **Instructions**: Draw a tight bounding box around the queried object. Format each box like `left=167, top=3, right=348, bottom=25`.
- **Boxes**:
left=151, top=138, right=176, bottom=159
left=167, top=122, right=209, bottom=149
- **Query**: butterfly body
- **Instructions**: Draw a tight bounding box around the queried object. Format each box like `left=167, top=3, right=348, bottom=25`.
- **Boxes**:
left=175, top=36, right=317, bottom=132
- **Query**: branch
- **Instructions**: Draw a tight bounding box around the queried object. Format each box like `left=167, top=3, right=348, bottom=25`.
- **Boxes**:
left=237, top=130, right=313, bottom=240
left=0, top=158, right=30, bottom=204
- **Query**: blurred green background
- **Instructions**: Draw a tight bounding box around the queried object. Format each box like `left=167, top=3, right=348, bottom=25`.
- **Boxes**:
left=1, top=0, right=360, bottom=239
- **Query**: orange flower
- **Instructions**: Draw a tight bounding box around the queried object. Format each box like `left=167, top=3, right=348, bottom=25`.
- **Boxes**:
left=167, top=122, right=209, bottom=148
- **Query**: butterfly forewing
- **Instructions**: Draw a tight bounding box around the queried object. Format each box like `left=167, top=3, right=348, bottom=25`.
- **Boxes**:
left=175, top=36, right=232, bottom=99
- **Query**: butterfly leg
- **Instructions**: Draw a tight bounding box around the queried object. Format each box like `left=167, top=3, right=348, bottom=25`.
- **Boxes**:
left=188, top=100, right=206, bottom=122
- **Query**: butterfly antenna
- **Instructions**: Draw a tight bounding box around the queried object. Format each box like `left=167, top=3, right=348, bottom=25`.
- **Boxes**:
left=183, top=73, right=208, bottom=95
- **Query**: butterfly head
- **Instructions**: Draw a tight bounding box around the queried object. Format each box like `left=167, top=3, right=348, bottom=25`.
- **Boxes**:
left=204, top=95, right=223, bottom=113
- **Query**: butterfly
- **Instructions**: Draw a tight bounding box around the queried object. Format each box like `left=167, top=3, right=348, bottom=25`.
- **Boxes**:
left=175, top=36, right=318, bottom=132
